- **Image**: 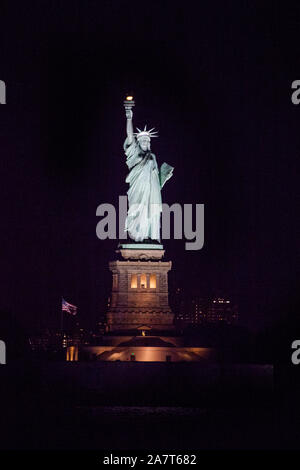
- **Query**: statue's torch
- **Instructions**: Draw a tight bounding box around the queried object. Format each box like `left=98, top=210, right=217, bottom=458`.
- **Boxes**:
left=123, top=95, right=135, bottom=112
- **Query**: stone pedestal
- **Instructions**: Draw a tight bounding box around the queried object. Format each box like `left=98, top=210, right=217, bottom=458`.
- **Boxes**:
left=107, top=247, right=174, bottom=332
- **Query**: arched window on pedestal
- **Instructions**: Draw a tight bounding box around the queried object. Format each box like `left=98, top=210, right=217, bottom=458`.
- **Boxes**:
left=140, top=273, right=147, bottom=288
left=150, top=274, right=157, bottom=289
left=131, top=274, right=137, bottom=288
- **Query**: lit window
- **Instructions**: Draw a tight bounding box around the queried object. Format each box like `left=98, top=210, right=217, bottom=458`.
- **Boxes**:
left=140, top=273, right=147, bottom=288
left=131, top=274, right=137, bottom=288
left=150, top=274, right=156, bottom=289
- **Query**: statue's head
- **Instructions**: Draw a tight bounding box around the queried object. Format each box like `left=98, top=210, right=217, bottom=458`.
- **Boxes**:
left=135, top=126, right=158, bottom=152
left=137, top=134, right=151, bottom=151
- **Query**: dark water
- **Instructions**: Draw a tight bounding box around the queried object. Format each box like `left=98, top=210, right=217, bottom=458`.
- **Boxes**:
left=66, top=405, right=279, bottom=450
left=1, top=361, right=299, bottom=450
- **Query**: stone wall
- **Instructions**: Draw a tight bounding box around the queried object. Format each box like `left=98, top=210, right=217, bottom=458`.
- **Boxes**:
left=107, top=258, right=174, bottom=331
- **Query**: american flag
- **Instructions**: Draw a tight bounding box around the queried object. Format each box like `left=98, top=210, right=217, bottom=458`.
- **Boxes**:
left=62, top=298, right=77, bottom=316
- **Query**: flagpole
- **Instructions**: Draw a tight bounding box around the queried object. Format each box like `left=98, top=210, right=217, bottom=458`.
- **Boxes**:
left=61, top=297, right=64, bottom=336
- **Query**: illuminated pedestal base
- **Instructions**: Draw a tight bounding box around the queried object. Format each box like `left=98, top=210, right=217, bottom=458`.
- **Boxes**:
left=83, top=339, right=216, bottom=362
left=107, top=248, right=174, bottom=332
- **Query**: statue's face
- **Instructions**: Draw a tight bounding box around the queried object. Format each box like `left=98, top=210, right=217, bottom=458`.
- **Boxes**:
left=138, top=136, right=150, bottom=152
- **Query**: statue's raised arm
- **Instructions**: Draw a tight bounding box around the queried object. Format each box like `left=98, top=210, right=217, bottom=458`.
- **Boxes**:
left=125, top=106, right=134, bottom=145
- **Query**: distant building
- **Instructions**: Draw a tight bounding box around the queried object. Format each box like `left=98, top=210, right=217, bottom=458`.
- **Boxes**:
left=173, top=289, right=238, bottom=327
left=206, top=298, right=238, bottom=324
left=178, top=297, right=206, bottom=326
left=28, top=325, right=89, bottom=353
left=29, top=335, right=49, bottom=351
left=173, top=289, right=206, bottom=327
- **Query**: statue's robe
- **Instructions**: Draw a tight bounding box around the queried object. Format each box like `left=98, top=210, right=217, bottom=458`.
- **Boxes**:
left=124, top=137, right=173, bottom=242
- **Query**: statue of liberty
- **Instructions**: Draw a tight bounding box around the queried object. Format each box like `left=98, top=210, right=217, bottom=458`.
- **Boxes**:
left=124, top=99, right=174, bottom=243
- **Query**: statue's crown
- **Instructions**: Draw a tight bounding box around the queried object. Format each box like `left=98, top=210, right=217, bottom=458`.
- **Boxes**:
left=134, top=125, right=158, bottom=139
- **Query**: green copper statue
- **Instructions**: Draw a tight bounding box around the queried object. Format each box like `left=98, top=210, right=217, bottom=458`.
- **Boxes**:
left=124, top=101, right=174, bottom=243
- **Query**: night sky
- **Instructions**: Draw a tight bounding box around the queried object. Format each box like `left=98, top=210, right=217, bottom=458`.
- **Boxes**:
left=0, top=0, right=299, bottom=332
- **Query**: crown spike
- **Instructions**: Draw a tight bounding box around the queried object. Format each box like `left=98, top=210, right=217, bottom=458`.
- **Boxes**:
left=135, top=125, right=159, bottom=139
